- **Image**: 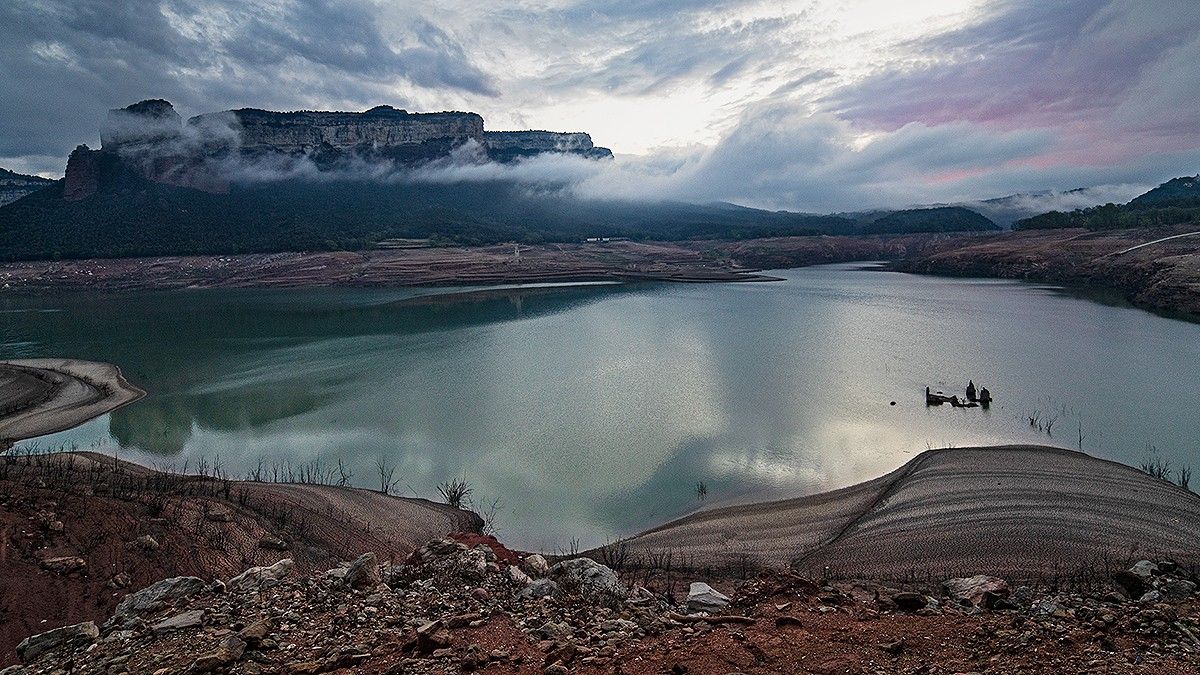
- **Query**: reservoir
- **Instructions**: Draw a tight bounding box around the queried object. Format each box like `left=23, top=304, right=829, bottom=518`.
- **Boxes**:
left=3, top=263, right=1198, bottom=549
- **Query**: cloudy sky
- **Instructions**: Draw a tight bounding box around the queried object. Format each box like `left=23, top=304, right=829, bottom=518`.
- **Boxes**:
left=2, top=0, right=1198, bottom=211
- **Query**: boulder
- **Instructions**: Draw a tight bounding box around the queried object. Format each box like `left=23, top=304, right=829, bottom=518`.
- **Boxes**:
left=239, top=618, right=274, bottom=647
left=516, top=579, right=558, bottom=600
left=1157, top=578, right=1197, bottom=601
left=227, top=559, right=294, bottom=592
left=890, top=592, right=928, bottom=611
left=188, top=634, right=246, bottom=673
left=508, top=565, right=532, bottom=585
left=343, top=553, right=380, bottom=590
left=520, top=554, right=550, bottom=578
left=258, top=537, right=288, bottom=551
left=944, top=575, right=1010, bottom=608
left=550, top=558, right=625, bottom=596
left=16, top=621, right=98, bottom=663
left=1114, top=561, right=1159, bottom=598
left=686, top=582, right=731, bottom=613
left=113, top=576, right=206, bottom=621
left=152, top=609, right=206, bottom=633
left=135, top=534, right=160, bottom=552
left=1130, top=560, right=1159, bottom=579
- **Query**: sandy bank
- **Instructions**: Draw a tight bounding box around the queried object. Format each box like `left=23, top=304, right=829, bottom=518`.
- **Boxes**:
left=616, top=445, right=1200, bottom=579
left=0, top=359, right=145, bottom=446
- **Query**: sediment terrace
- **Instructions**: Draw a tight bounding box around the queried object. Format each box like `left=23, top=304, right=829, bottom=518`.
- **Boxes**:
left=618, top=445, right=1200, bottom=579
left=1, top=228, right=1195, bottom=320
left=0, top=359, right=145, bottom=446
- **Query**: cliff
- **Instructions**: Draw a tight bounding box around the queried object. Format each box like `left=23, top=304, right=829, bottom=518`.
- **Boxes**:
left=0, top=167, right=53, bottom=207
left=484, top=130, right=613, bottom=161
left=191, top=105, right=485, bottom=154
left=63, top=100, right=611, bottom=195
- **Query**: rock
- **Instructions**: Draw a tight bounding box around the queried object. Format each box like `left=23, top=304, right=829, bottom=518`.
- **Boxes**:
left=1157, top=579, right=1196, bottom=601
left=890, top=592, right=928, bottom=611
left=16, top=621, right=98, bottom=663
left=521, top=554, right=551, bottom=578
left=258, top=537, right=288, bottom=551
left=39, top=556, right=86, bottom=575
left=188, top=635, right=245, bottom=673
left=551, top=558, right=626, bottom=597
left=343, top=553, right=380, bottom=590
left=1139, top=590, right=1162, bottom=603
left=518, top=579, right=559, bottom=600
left=1130, top=560, right=1159, bottom=579
left=413, top=620, right=451, bottom=654
left=944, top=575, right=1010, bottom=608
left=509, top=565, right=532, bottom=585
left=239, top=618, right=273, bottom=647
left=227, top=559, right=294, bottom=592
left=204, top=508, right=232, bottom=523
left=456, top=549, right=489, bottom=580
left=1114, top=570, right=1149, bottom=598
left=152, top=609, right=206, bottom=633
left=107, top=572, right=132, bottom=589
left=686, top=582, right=731, bottom=613
left=135, top=534, right=160, bottom=551
left=113, top=576, right=206, bottom=621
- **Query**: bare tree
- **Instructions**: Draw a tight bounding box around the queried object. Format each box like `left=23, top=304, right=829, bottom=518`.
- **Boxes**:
left=374, top=455, right=400, bottom=495
left=437, top=477, right=472, bottom=508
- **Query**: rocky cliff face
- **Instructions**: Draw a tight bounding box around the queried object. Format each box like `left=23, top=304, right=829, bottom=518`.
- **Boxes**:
left=0, top=168, right=54, bottom=206
left=483, top=130, right=613, bottom=161
left=61, top=99, right=610, bottom=198
left=193, top=105, right=485, bottom=154
left=62, top=146, right=100, bottom=202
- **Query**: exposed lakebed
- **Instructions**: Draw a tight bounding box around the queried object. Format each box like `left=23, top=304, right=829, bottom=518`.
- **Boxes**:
left=2, top=264, right=1198, bottom=549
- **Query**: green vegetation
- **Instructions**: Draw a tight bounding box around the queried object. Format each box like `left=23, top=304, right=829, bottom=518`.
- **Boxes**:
left=0, top=169, right=864, bottom=261
left=1015, top=176, right=1200, bottom=230
left=863, top=206, right=998, bottom=234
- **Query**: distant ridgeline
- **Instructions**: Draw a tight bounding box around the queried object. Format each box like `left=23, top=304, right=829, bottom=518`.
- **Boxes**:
left=0, top=99, right=997, bottom=261
left=0, top=167, right=53, bottom=207
left=1016, top=176, right=1200, bottom=230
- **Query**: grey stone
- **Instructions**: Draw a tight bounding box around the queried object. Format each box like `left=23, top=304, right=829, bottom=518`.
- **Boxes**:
left=521, top=554, right=550, bottom=578
left=686, top=582, right=731, bottom=613
left=343, top=553, right=380, bottom=590
left=1157, top=578, right=1196, bottom=601
left=113, top=577, right=207, bottom=621
left=1130, top=560, right=1159, bottom=579
left=16, top=621, right=99, bottom=663
left=551, top=558, right=626, bottom=596
left=517, top=578, right=558, bottom=600
left=944, top=575, right=1010, bottom=607
left=227, top=559, right=294, bottom=592
left=152, top=609, right=206, bottom=633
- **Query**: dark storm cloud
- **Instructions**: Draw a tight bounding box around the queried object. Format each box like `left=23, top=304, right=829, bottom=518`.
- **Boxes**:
left=0, top=0, right=496, bottom=164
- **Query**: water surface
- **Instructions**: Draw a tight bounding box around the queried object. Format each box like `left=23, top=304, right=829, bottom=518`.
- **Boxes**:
left=3, top=264, right=1198, bottom=549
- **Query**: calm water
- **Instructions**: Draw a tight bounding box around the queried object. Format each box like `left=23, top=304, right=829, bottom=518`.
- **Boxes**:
left=2, top=264, right=1198, bottom=549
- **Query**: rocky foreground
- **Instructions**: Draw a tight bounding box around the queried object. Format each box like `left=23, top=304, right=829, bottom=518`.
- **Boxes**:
left=8, top=537, right=1200, bottom=674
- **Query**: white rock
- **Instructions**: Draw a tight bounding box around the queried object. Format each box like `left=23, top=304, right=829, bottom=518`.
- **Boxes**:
left=227, top=559, right=294, bottom=592
left=686, top=582, right=730, bottom=613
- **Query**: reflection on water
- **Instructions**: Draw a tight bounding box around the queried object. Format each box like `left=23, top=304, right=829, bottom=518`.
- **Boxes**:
left=3, top=267, right=1199, bottom=550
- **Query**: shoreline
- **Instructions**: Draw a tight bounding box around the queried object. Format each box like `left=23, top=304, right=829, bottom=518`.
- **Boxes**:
left=0, top=359, right=145, bottom=448
left=606, top=444, right=1200, bottom=580
left=1, top=227, right=1195, bottom=320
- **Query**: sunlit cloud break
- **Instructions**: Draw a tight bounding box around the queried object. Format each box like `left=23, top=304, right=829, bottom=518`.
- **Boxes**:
left=0, top=0, right=1197, bottom=211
